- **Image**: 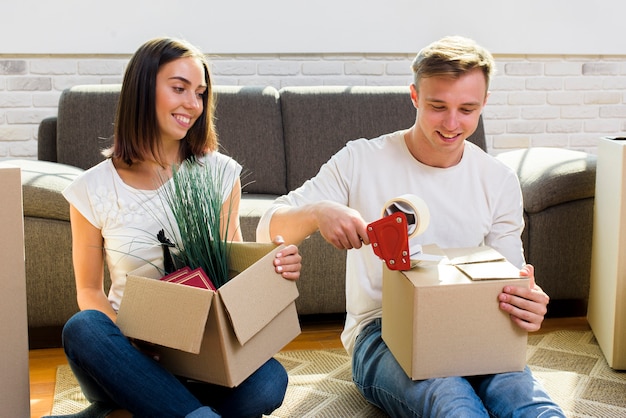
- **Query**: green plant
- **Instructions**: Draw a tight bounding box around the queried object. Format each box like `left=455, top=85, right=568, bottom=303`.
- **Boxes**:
left=157, top=157, right=237, bottom=288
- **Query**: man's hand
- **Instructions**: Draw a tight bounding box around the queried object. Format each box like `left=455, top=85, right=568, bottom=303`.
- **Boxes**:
left=315, top=201, right=370, bottom=250
left=498, top=264, right=549, bottom=332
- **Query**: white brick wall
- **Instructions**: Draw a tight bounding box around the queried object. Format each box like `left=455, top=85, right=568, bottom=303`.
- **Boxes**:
left=1, top=53, right=625, bottom=159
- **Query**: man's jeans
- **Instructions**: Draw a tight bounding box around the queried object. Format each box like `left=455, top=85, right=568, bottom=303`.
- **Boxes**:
left=352, top=319, right=566, bottom=418
left=62, top=310, right=287, bottom=418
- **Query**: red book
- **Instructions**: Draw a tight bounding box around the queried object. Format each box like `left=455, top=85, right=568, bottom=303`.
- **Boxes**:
left=160, top=266, right=216, bottom=291
left=160, top=267, right=192, bottom=283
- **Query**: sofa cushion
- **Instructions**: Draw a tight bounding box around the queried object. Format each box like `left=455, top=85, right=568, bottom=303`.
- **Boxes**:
left=57, top=84, right=120, bottom=169
left=0, top=159, right=83, bottom=221
left=496, top=147, right=597, bottom=213
left=213, top=86, right=286, bottom=195
left=280, top=86, right=414, bottom=191
left=37, top=116, right=58, bottom=162
left=53, top=84, right=287, bottom=196
left=279, top=86, right=487, bottom=191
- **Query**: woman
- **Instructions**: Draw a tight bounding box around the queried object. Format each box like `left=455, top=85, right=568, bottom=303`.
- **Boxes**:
left=55, top=37, right=302, bottom=418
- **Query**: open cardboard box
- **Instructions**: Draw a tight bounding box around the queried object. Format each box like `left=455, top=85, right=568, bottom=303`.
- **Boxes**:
left=382, top=244, right=528, bottom=380
left=0, top=166, right=30, bottom=417
left=117, top=242, right=300, bottom=387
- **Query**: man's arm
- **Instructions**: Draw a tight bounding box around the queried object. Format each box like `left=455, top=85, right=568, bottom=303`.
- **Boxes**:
left=261, top=200, right=370, bottom=250
left=266, top=205, right=318, bottom=245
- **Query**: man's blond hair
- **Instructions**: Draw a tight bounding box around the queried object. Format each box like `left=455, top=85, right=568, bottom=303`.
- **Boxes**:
left=411, top=36, right=495, bottom=92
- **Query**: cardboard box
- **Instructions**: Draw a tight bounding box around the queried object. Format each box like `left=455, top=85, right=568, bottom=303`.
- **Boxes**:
left=0, top=166, right=30, bottom=417
left=382, top=245, right=529, bottom=380
left=117, top=242, right=300, bottom=387
left=588, top=136, right=626, bottom=369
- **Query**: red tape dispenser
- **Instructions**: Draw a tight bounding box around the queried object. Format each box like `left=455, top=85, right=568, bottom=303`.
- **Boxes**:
left=366, top=211, right=411, bottom=271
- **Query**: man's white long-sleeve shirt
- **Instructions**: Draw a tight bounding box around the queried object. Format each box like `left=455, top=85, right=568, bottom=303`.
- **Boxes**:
left=257, top=131, right=524, bottom=354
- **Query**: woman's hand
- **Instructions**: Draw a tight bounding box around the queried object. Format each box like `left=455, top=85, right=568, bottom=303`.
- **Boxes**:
left=498, top=264, right=549, bottom=332
left=272, top=235, right=302, bottom=281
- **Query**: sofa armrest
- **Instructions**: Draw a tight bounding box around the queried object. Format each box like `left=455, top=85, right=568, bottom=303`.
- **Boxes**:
left=496, top=147, right=596, bottom=315
left=496, top=147, right=597, bottom=213
left=37, top=116, right=58, bottom=163
left=0, top=159, right=84, bottom=221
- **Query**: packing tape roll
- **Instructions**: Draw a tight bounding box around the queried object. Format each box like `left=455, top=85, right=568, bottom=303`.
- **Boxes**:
left=381, top=194, right=430, bottom=238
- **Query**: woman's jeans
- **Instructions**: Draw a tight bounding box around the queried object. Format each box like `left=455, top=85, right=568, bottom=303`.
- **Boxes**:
left=62, top=310, right=288, bottom=418
left=352, top=319, right=566, bottom=418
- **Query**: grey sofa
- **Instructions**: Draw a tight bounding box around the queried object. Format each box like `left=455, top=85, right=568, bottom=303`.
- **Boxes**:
left=2, top=84, right=596, bottom=348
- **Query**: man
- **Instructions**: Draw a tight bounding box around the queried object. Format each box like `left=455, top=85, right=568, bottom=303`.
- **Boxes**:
left=257, top=36, right=564, bottom=417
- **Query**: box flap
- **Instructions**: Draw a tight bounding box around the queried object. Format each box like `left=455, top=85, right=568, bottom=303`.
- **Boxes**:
left=219, top=243, right=300, bottom=346
left=227, top=241, right=278, bottom=274
left=117, top=269, right=213, bottom=354
left=443, top=246, right=505, bottom=265
left=442, top=246, right=522, bottom=281
left=455, top=260, right=522, bottom=281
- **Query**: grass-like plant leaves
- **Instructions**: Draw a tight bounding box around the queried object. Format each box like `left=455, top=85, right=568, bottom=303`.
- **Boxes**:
left=157, top=156, right=236, bottom=288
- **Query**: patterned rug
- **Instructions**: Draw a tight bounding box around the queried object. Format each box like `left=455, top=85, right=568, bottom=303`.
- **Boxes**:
left=52, top=330, right=626, bottom=417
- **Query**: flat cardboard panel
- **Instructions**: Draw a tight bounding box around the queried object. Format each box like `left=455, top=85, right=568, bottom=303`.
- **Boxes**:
left=381, top=261, right=416, bottom=374
left=0, top=167, right=30, bottom=417
left=383, top=245, right=528, bottom=380
left=588, top=137, right=626, bottom=369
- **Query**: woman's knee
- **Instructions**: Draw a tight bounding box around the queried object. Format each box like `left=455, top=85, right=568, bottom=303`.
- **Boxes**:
left=263, top=358, right=288, bottom=396
left=256, top=359, right=288, bottom=411
left=218, top=359, right=287, bottom=417
left=62, top=310, right=118, bottom=353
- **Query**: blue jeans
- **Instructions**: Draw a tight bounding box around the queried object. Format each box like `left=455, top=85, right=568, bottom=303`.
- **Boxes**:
left=352, top=319, right=565, bottom=418
left=62, top=310, right=288, bottom=418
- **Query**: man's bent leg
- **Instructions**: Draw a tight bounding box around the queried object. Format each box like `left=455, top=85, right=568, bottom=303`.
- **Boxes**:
left=351, top=319, right=489, bottom=418
left=473, top=366, right=566, bottom=418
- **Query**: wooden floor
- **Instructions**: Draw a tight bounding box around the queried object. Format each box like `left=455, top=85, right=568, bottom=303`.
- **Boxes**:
left=28, top=316, right=590, bottom=418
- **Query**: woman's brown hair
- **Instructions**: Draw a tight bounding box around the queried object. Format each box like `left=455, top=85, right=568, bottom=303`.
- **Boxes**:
left=107, top=37, right=218, bottom=166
